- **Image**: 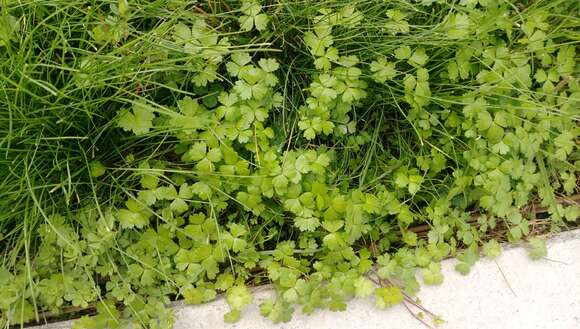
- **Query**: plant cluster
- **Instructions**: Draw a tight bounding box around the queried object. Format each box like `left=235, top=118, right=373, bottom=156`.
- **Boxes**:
left=0, top=0, right=578, bottom=328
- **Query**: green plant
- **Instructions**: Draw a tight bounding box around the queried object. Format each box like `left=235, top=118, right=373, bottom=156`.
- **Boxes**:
left=0, top=0, right=578, bottom=328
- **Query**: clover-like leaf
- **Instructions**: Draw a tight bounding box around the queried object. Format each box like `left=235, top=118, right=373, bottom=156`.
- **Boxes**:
left=239, top=1, right=270, bottom=31
left=117, top=104, right=155, bottom=135
left=527, top=237, right=547, bottom=260
left=375, top=286, right=404, bottom=309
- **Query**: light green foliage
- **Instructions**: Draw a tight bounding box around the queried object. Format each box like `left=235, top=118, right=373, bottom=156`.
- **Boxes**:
left=225, top=285, right=252, bottom=322
left=408, top=48, right=429, bottom=67
left=260, top=299, right=294, bottom=323
left=422, top=263, right=444, bottom=285
left=482, top=240, right=502, bottom=259
left=527, top=238, right=547, bottom=260
left=0, top=14, right=19, bottom=47
left=385, top=9, right=409, bottom=35
left=0, top=0, right=578, bottom=328
left=117, top=208, right=148, bottom=229
left=455, top=245, right=480, bottom=275
left=370, top=57, right=397, bottom=83
left=117, top=104, right=155, bottom=135
left=239, top=1, right=270, bottom=31
left=118, top=1, right=130, bottom=17
left=375, top=286, right=404, bottom=309
left=445, top=13, right=470, bottom=39
left=89, top=161, right=106, bottom=178
left=91, top=14, right=128, bottom=44
left=353, top=277, right=375, bottom=297
left=394, top=167, right=423, bottom=195
left=563, top=205, right=580, bottom=222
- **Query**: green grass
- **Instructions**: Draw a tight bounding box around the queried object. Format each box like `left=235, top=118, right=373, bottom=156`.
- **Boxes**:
left=0, top=0, right=578, bottom=327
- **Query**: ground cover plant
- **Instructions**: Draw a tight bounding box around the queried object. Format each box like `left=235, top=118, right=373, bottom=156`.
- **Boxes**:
left=0, top=0, right=578, bottom=328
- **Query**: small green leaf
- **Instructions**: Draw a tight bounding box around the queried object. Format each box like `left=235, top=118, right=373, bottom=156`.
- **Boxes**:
left=354, top=277, right=375, bottom=297
left=215, top=273, right=235, bottom=291
left=370, top=57, right=397, bottom=83
left=258, top=58, right=280, bottom=72
left=283, top=288, right=299, bottom=303
left=118, top=0, right=129, bottom=16
left=224, top=310, right=241, bottom=323
left=527, top=237, right=547, bottom=260
left=408, top=48, right=428, bottom=67
left=455, top=244, right=479, bottom=275
left=394, top=46, right=411, bottom=60
left=239, top=2, right=269, bottom=31
left=156, top=185, right=178, bottom=200
left=117, top=104, right=155, bottom=135
left=294, top=217, right=320, bottom=232
left=563, top=205, right=580, bottom=222
left=184, top=286, right=216, bottom=305
left=117, top=209, right=148, bottom=229
left=226, top=285, right=252, bottom=310
left=272, top=175, right=289, bottom=195
left=254, top=14, right=270, bottom=31
left=446, top=13, right=470, bottom=39
left=89, top=161, right=106, bottom=178
left=422, top=263, right=443, bottom=285
left=375, top=286, right=404, bottom=309
left=170, top=199, right=188, bottom=214
left=482, top=240, right=502, bottom=259
left=0, top=14, right=19, bottom=47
